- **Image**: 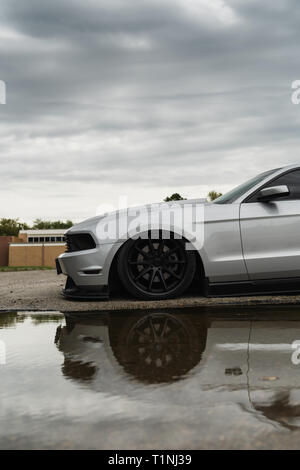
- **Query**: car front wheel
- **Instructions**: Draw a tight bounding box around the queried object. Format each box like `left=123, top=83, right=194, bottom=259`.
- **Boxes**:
left=117, top=234, right=196, bottom=300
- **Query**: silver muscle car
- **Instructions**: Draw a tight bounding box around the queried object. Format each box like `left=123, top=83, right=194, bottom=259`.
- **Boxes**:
left=56, top=164, right=300, bottom=300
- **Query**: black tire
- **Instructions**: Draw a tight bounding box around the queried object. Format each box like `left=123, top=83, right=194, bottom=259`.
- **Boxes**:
left=117, top=233, right=196, bottom=300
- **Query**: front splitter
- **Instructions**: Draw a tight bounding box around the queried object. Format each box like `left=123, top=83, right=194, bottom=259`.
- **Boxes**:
left=62, top=276, right=109, bottom=301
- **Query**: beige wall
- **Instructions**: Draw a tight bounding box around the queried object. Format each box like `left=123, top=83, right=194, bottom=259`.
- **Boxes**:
left=44, top=246, right=66, bottom=267
left=9, top=245, right=65, bottom=267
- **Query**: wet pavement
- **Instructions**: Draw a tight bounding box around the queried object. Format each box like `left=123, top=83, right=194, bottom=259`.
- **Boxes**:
left=2, top=305, right=300, bottom=449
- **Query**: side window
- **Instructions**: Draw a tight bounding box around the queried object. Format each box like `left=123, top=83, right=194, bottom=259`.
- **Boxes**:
left=247, top=169, right=300, bottom=202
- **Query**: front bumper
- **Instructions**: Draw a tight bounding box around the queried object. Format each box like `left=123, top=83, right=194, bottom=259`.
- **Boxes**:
left=55, top=243, right=116, bottom=300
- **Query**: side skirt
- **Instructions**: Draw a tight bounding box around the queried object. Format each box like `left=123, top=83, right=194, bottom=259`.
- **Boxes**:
left=206, top=277, right=300, bottom=297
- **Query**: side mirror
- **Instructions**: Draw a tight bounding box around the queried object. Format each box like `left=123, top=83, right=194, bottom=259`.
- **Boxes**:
left=258, top=185, right=289, bottom=201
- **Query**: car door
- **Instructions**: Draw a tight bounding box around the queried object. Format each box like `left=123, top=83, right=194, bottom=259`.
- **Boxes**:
left=240, top=169, right=300, bottom=280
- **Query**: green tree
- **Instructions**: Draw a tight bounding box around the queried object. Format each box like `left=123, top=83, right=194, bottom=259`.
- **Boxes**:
left=32, top=219, right=73, bottom=229
left=207, top=190, right=222, bottom=202
left=164, top=193, right=186, bottom=202
left=0, top=218, right=30, bottom=236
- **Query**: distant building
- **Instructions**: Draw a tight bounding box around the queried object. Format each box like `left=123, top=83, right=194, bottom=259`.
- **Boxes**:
left=8, top=230, right=66, bottom=268
left=0, top=236, right=19, bottom=266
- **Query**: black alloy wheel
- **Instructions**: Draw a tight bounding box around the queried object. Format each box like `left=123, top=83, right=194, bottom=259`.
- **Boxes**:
left=117, top=233, right=196, bottom=300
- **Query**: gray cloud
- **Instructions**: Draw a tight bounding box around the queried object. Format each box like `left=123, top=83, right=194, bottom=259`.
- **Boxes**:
left=0, top=0, right=300, bottom=222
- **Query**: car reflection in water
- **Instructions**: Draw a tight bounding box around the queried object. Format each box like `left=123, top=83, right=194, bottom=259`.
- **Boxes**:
left=56, top=310, right=208, bottom=385
left=56, top=306, right=300, bottom=432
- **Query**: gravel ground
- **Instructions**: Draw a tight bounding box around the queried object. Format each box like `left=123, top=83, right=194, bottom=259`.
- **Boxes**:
left=1, top=270, right=300, bottom=312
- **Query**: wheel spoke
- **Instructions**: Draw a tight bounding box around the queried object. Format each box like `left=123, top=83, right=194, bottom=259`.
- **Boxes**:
left=163, top=266, right=181, bottom=280
left=148, top=238, right=155, bottom=254
left=148, top=268, right=157, bottom=291
left=148, top=317, right=158, bottom=340
left=134, top=266, right=151, bottom=281
left=135, top=328, right=152, bottom=341
left=165, top=260, right=185, bottom=265
left=158, top=239, right=164, bottom=255
left=128, top=261, right=149, bottom=265
left=134, top=246, right=149, bottom=258
left=158, top=269, right=167, bottom=291
left=165, top=246, right=180, bottom=256
left=160, top=317, right=169, bottom=337
left=130, top=342, right=153, bottom=351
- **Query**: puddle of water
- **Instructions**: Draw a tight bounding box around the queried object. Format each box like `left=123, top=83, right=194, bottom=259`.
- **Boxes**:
left=2, top=305, right=300, bottom=449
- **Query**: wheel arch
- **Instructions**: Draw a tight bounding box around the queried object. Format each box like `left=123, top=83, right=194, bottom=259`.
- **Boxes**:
left=108, top=230, right=206, bottom=295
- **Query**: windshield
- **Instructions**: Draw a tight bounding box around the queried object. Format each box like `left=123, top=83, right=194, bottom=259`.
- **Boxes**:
left=213, top=168, right=281, bottom=204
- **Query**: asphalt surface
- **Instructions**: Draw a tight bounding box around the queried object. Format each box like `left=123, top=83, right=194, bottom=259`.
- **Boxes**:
left=1, top=270, right=300, bottom=312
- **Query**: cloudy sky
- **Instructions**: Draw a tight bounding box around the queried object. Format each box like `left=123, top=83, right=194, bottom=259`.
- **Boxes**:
left=1, top=0, right=300, bottom=223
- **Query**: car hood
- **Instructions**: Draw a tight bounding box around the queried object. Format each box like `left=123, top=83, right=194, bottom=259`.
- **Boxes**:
left=67, top=198, right=209, bottom=235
